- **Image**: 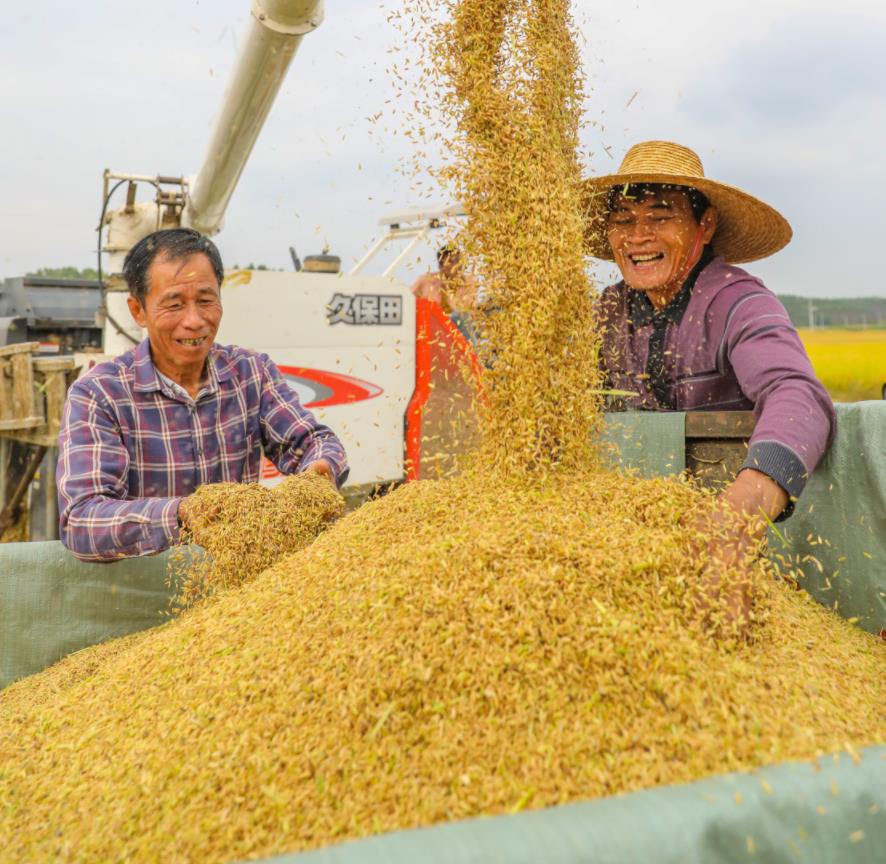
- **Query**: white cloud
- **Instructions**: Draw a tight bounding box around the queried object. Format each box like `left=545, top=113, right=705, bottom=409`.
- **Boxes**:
left=1, top=0, right=885, bottom=298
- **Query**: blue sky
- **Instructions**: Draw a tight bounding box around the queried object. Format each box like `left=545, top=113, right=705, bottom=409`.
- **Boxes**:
left=1, top=0, right=884, bottom=297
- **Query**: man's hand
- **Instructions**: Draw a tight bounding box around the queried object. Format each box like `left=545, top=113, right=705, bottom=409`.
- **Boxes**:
left=692, top=503, right=757, bottom=636
left=177, top=495, right=199, bottom=532
left=721, top=468, right=789, bottom=531
left=305, top=459, right=336, bottom=486
left=692, top=469, right=789, bottom=638
left=177, top=491, right=225, bottom=534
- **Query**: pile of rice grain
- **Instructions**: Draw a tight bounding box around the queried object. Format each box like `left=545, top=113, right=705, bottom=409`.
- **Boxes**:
left=0, top=1, right=883, bottom=862
left=172, top=471, right=345, bottom=608
left=1, top=471, right=884, bottom=862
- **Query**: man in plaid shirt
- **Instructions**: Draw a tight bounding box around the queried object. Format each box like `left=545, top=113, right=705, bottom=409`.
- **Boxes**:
left=57, top=229, right=347, bottom=562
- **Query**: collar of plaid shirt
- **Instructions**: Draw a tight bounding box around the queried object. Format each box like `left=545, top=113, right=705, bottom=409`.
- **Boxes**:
left=130, top=337, right=238, bottom=396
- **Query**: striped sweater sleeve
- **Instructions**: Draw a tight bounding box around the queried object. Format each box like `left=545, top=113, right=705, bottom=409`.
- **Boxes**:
left=719, top=289, right=836, bottom=503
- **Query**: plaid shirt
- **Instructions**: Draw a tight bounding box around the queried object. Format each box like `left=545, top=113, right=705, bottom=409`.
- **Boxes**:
left=57, top=339, right=348, bottom=562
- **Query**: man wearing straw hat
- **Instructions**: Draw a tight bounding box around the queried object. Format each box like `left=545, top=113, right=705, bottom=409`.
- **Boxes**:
left=586, top=141, right=835, bottom=617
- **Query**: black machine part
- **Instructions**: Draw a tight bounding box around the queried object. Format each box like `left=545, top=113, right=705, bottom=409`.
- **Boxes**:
left=0, top=277, right=103, bottom=352
left=302, top=254, right=342, bottom=274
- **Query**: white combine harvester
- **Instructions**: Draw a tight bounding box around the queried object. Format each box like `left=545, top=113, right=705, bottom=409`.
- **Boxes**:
left=83, top=0, right=474, bottom=510
left=0, top=0, right=475, bottom=538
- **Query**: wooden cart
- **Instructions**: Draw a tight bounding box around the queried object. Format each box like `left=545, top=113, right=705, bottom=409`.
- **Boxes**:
left=0, top=343, right=77, bottom=539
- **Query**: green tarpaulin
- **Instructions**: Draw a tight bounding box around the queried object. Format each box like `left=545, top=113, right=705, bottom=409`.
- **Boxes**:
left=261, top=746, right=886, bottom=864
left=602, top=404, right=886, bottom=636
left=600, top=410, right=686, bottom=476
left=0, top=542, right=177, bottom=689
left=768, top=402, right=886, bottom=636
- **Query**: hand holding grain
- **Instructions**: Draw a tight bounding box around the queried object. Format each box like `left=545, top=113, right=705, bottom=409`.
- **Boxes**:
left=305, top=459, right=336, bottom=486
left=691, top=469, right=790, bottom=638
left=178, top=492, right=221, bottom=530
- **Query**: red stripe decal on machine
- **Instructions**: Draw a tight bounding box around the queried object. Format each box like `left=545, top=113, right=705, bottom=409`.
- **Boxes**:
left=278, top=366, right=383, bottom=408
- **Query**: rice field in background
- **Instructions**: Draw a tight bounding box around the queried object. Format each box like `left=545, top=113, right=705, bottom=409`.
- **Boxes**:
left=797, top=328, right=886, bottom=403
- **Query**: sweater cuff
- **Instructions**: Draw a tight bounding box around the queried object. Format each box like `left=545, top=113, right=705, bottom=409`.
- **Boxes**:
left=313, top=453, right=350, bottom=487
left=740, top=440, right=808, bottom=521
left=142, top=497, right=183, bottom=551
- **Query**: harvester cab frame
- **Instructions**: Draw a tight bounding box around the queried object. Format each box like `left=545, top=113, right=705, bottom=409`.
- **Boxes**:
left=349, top=204, right=467, bottom=278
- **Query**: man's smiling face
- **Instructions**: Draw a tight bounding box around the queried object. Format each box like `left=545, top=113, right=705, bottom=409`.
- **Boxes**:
left=127, top=252, right=222, bottom=381
left=606, top=187, right=715, bottom=303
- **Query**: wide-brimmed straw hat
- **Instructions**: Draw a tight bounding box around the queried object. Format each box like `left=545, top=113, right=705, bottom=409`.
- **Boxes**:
left=583, top=141, right=792, bottom=264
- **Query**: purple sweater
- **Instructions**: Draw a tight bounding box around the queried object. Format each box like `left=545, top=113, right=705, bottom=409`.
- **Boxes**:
left=598, top=255, right=835, bottom=503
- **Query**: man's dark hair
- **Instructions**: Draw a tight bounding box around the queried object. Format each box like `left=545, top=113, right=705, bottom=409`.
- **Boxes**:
left=123, top=228, right=224, bottom=306
left=606, top=183, right=711, bottom=222
left=436, top=243, right=459, bottom=268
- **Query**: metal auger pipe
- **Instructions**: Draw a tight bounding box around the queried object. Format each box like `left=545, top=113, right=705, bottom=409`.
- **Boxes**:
left=185, top=0, right=324, bottom=236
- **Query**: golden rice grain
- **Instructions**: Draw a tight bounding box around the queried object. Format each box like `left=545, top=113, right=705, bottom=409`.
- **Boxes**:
left=171, top=472, right=345, bottom=608
left=0, top=472, right=883, bottom=863
left=0, top=3, right=883, bottom=863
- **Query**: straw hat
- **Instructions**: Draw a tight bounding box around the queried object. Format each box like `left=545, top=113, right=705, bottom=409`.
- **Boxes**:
left=584, top=141, right=792, bottom=263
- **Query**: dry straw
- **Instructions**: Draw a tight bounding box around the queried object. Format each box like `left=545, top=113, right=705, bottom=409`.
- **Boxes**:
left=0, top=2, right=883, bottom=862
